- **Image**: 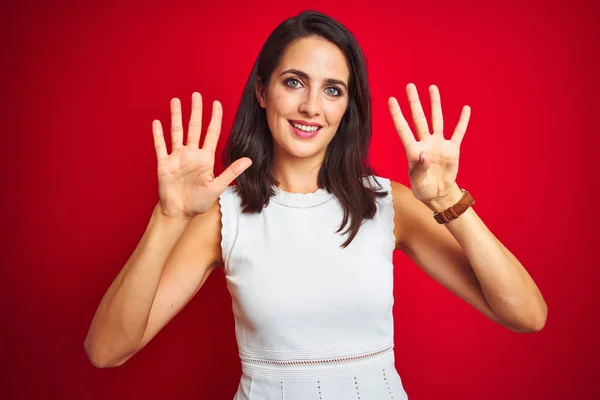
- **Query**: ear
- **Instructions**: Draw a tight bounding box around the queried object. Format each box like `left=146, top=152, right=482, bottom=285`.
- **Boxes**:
left=255, top=77, right=266, bottom=109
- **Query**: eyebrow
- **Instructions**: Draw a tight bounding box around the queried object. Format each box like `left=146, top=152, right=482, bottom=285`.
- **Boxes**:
left=279, top=68, right=348, bottom=91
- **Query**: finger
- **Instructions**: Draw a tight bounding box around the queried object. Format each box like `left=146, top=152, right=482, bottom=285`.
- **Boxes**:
left=152, top=119, right=168, bottom=162
left=410, top=151, right=431, bottom=185
left=429, top=85, right=444, bottom=135
left=406, top=83, right=430, bottom=140
left=201, top=101, right=223, bottom=153
left=451, top=105, right=471, bottom=146
left=170, top=98, right=184, bottom=150
left=213, top=157, right=253, bottom=191
left=187, top=92, right=203, bottom=148
left=388, top=97, right=415, bottom=149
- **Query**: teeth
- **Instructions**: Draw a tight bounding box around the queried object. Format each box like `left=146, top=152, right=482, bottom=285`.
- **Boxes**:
left=291, top=122, right=320, bottom=132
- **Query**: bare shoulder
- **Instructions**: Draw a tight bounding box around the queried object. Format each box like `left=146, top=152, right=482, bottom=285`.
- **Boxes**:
left=389, top=180, right=412, bottom=199
left=181, top=198, right=224, bottom=268
left=389, top=181, right=413, bottom=248
left=389, top=180, right=436, bottom=249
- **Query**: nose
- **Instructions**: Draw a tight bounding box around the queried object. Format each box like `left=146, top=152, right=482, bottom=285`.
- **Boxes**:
left=298, top=89, right=320, bottom=118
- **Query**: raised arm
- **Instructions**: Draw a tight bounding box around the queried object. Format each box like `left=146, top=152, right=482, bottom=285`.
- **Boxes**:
left=84, top=93, right=252, bottom=367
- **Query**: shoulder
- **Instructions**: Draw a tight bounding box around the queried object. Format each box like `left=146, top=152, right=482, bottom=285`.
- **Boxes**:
left=219, top=184, right=236, bottom=199
left=173, top=199, right=224, bottom=269
left=362, top=175, right=409, bottom=204
left=388, top=180, right=436, bottom=249
left=362, top=174, right=394, bottom=192
left=361, top=176, right=408, bottom=246
left=217, top=185, right=241, bottom=265
left=389, top=179, right=410, bottom=194
left=388, top=180, right=413, bottom=247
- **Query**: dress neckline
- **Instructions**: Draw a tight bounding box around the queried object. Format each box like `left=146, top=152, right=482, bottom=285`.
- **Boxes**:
left=271, top=185, right=335, bottom=209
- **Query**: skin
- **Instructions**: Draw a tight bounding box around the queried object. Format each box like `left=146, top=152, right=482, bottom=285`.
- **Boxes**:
left=255, top=36, right=548, bottom=332
left=86, top=35, right=547, bottom=369
left=388, top=85, right=547, bottom=332
left=255, top=36, right=349, bottom=193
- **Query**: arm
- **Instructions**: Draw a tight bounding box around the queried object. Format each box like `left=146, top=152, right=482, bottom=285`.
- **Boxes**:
left=84, top=200, right=223, bottom=368
left=387, top=84, right=547, bottom=333
left=391, top=181, right=547, bottom=333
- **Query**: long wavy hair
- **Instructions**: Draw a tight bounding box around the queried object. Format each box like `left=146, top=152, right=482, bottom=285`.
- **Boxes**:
left=223, top=10, right=387, bottom=248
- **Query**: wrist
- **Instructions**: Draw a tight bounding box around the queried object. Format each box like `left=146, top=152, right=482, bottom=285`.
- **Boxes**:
left=152, top=203, right=192, bottom=224
left=423, top=184, right=464, bottom=213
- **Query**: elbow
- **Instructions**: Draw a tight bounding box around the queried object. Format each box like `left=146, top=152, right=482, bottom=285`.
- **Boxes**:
left=527, top=300, right=548, bottom=333
left=509, top=320, right=545, bottom=334
left=84, top=336, right=131, bottom=369
left=530, top=304, right=548, bottom=332
left=87, top=355, right=112, bottom=369
left=84, top=336, right=111, bottom=368
left=508, top=305, right=548, bottom=334
left=84, top=339, right=103, bottom=368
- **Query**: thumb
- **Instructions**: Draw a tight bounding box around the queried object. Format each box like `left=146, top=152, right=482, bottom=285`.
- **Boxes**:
left=410, top=151, right=430, bottom=182
left=419, top=151, right=431, bottom=169
left=213, top=157, right=253, bottom=192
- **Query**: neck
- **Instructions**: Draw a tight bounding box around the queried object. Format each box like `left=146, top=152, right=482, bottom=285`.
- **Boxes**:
left=271, top=151, right=324, bottom=194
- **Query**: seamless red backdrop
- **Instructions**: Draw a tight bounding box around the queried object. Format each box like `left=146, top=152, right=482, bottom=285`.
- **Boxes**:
left=2, top=0, right=598, bottom=399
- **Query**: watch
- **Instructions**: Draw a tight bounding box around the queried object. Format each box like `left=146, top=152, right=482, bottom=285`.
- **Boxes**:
left=433, top=189, right=475, bottom=224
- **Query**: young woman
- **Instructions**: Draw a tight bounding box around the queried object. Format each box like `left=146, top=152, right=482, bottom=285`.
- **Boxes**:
left=84, top=10, right=547, bottom=399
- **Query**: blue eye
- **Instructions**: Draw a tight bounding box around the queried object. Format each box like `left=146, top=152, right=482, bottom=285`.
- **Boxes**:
left=284, top=78, right=342, bottom=97
left=326, top=87, right=341, bottom=96
left=285, top=78, right=301, bottom=88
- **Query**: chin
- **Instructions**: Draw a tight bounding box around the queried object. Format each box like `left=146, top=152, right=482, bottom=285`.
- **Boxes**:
left=287, top=145, right=325, bottom=159
left=275, top=139, right=328, bottom=160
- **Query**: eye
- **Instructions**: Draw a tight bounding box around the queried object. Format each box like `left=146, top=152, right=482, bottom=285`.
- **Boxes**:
left=325, top=87, right=341, bottom=97
left=285, top=78, right=302, bottom=88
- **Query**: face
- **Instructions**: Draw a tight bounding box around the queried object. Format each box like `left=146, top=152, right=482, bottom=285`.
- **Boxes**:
left=256, top=36, right=350, bottom=164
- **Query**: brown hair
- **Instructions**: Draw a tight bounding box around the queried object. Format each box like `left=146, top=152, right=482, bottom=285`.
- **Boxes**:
left=223, top=10, right=387, bottom=248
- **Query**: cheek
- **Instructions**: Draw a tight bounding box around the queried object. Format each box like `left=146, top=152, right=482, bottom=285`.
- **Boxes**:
left=325, top=101, right=348, bottom=126
left=267, top=89, right=294, bottom=116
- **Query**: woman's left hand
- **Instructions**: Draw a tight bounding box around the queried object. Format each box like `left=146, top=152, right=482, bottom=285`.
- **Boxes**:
left=388, top=83, right=471, bottom=212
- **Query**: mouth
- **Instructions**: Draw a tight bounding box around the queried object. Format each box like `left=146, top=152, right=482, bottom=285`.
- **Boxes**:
left=288, top=120, right=322, bottom=139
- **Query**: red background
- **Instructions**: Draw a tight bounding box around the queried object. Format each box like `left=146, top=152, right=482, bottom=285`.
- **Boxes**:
left=2, top=0, right=598, bottom=399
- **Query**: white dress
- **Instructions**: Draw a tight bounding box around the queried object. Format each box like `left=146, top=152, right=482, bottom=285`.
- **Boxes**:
left=218, top=175, right=409, bottom=400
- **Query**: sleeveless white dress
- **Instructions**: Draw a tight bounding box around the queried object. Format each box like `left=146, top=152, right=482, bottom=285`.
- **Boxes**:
left=218, top=175, right=409, bottom=400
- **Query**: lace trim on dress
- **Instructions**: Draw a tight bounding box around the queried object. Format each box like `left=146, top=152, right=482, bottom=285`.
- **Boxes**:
left=367, top=176, right=396, bottom=252
left=218, top=186, right=234, bottom=269
left=240, top=344, right=394, bottom=366
left=271, top=186, right=335, bottom=209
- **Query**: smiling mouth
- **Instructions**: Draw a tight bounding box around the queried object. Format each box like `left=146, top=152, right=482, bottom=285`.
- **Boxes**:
left=288, top=120, right=322, bottom=139
left=288, top=120, right=322, bottom=131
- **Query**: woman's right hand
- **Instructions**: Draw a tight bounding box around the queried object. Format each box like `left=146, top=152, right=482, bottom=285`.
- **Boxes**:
left=152, top=92, right=252, bottom=220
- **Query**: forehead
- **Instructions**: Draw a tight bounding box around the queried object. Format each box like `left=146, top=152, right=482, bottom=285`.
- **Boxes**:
left=277, top=36, right=349, bottom=82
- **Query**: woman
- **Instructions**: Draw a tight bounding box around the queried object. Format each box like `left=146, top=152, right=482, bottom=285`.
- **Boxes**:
left=84, top=10, right=547, bottom=399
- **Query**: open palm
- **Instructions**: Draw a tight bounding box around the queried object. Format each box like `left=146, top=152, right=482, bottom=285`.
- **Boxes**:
left=153, top=93, right=252, bottom=219
left=388, top=83, right=470, bottom=203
